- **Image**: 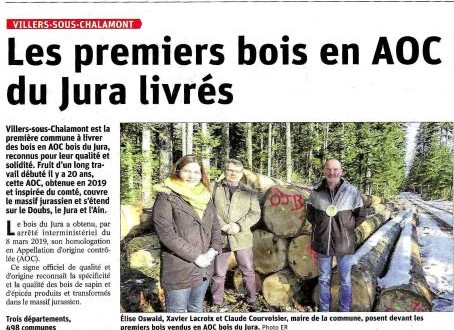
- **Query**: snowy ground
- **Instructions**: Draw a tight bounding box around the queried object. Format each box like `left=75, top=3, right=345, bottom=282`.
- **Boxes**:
left=400, top=193, right=453, bottom=311
left=426, top=200, right=454, bottom=213
left=402, top=194, right=453, bottom=228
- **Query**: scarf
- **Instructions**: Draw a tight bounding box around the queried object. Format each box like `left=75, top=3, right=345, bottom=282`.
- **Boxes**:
left=161, top=177, right=211, bottom=219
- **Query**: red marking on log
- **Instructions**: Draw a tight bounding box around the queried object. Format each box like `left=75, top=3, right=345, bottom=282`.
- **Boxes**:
left=268, top=187, right=305, bottom=211
left=306, top=245, right=318, bottom=262
left=412, top=301, right=425, bottom=312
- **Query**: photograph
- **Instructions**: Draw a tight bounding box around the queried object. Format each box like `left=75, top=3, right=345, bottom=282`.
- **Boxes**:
left=120, top=122, right=453, bottom=313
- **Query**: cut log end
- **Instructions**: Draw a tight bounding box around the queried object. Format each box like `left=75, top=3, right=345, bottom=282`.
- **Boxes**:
left=262, top=269, right=301, bottom=307
left=287, top=235, right=319, bottom=280
left=263, top=186, right=307, bottom=237
left=253, top=230, right=288, bottom=274
left=375, top=289, right=432, bottom=312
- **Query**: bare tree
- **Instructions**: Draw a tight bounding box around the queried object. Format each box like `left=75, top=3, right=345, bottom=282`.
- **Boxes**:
left=222, top=123, right=230, bottom=164
left=267, top=123, right=273, bottom=177
left=186, top=123, right=193, bottom=154
left=286, top=122, right=292, bottom=182
left=201, top=123, right=211, bottom=170
left=141, top=126, right=152, bottom=203
left=246, top=123, right=253, bottom=170
left=159, top=124, right=173, bottom=181
left=181, top=123, right=187, bottom=155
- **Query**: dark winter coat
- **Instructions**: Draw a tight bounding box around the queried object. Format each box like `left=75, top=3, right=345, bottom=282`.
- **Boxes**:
left=306, top=178, right=366, bottom=256
left=152, top=191, right=222, bottom=290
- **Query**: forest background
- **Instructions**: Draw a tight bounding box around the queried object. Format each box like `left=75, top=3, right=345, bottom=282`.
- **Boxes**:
left=120, top=122, right=453, bottom=206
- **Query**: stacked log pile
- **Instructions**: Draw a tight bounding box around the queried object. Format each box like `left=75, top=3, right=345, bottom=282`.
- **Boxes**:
left=255, top=185, right=398, bottom=307
left=125, top=234, right=161, bottom=280
left=375, top=211, right=433, bottom=312
left=312, top=210, right=411, bottom=311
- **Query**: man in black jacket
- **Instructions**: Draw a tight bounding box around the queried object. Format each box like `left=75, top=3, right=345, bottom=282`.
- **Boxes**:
left=307, top=158, right=366, bottom=312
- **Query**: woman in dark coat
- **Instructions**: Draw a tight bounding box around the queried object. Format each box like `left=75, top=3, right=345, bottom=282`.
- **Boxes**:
left=152, top=155, right=221, bottom=312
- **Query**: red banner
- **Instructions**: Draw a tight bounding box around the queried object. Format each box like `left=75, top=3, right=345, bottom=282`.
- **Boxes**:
left=6, top=19, right=142, bottom=29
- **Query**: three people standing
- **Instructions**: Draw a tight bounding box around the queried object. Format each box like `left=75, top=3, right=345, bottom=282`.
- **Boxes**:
left=153, top=155, right=363, bottom=312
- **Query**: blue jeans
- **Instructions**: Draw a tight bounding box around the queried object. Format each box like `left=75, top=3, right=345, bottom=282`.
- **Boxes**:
left=318, top=254, right=352, bottom=312
left=165, top=279, right=209, bottom=312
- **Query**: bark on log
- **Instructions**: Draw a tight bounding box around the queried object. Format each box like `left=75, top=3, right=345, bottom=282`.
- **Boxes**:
left=313, top=210, right=409, bottom=311
left=126, top=234, right=161, bottom=279
left=287, top=234, right=319, bottom=280
left=227, top=252, right=238, bottom=270
left=375, top=212, right=433, bottom=312
left=362, top=195, right=373, bottom=208
left=252, top=229, right=289, bottom=274
left=121, top=204, right=142, bottom=240
left=232, top=268, right=263, bottom=294
left=372, top=204, right=387, bottom=215
left=262, top=269, right=302, bottom=307
left=371, top=195, right=382, bottom=205
left=241, top=169, right=277, bottom=195
left=312, top=266, right=377, bottom=312
left=262, top=186, right=307, bottom=237
left=280, top=183, right=312, bottom=200
left=355, top=214, right=387, bottom=245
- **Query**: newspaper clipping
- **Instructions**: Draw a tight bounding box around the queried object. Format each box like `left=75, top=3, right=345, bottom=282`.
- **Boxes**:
left=1, top=1, right=453, bottom=330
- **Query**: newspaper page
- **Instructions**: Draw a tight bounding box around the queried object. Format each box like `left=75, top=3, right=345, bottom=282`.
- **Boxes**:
left=1, top=1, right=453, bottom=330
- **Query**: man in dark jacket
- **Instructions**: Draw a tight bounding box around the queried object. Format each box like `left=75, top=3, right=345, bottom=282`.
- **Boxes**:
left=306, top=158, right=366, bottom=312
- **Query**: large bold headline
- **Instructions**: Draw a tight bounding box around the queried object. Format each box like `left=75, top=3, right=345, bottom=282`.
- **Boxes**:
left=6, top=36, right=441, bottom=111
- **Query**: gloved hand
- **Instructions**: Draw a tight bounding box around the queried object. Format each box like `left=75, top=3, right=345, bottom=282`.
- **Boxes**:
left=227, top=223, right=240, bottom=235
left=205, top=248, right=218, bottom=261
left=221, top=224, right=231, bottom=232
left=194, top=254, right=211, bottom=268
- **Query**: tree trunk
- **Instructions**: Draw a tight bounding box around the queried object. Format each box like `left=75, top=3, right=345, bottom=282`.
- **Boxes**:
left=371, top=203, right=392, bottom=220
left=313, top=210, right=409, bottom=311
left=247, top=123, right=253, bottom=170
left=259, top=133, right=264, bottom=174
left=240, top=169, right=277, bottom=198
left=288, top=234, right=319, bottom=280
left=159, top=124, right=172, bottom=181
left=123, top=140, right=136, bottom=202
left=126, top=234, right=161, bottom=279
left=375, top=212, right=432, bottom=312
left=181, top=123, right=187, bottom=155
left=141, top=126, right=152, bottom=204
left=362, top=194, right=373, bottom=208
left=355, top=214, right=387, bottom=245
left=307, top=123, right=313, bottom=182
left=252, top=229, right=288, bottom=275
left=286, top=122, right=292, bottom=182
left=262, top=186, right=307, bottom=237
left=120, top=205, right=143, bottom=240
left=262, top=269, right=301, bottom=307
left=222, top=123, right=230, bottom=163
left=186, top=123, right=193, bottom=154
left=323, top=122, right=330, bottom=162
left=201, top=123, right=211, bottom=170
left=267, top=123, right=273, bottom=177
